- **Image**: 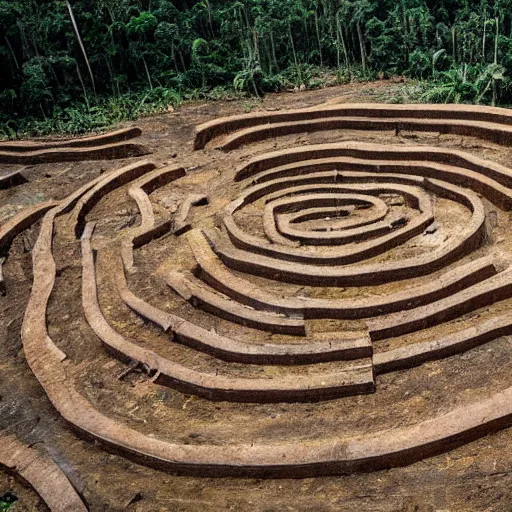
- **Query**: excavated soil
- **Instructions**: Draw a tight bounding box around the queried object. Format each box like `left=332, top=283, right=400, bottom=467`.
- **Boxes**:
left=3, top=80, right=512, bottom=511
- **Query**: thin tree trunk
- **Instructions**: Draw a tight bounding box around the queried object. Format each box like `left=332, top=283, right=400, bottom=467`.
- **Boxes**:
left=142, top=55, right=153, bottom=91
left=251, top=74, right=261, bottom=99
left=238, top=10, right=248, bottom=60
left=493, top=16, right=499, bottom=107
left=335, top=19, right=341, bottom=69
left=4, top=36, right=19, bottom=69
left=264, top=38, right=273, bottom=74
left=171, top=43, right=179, bottom=72
left=253, top=29, right=261, bottom=63
left=288, top=23, right=301, bottom=84
left=482, top=18, right=487, bottom=63
left=66, top=0, right=96, bottom=93
left=17, top=22, right=31, bottom=59
left=341, top=26, right=350, bottom=72
left=315, top=12, right=323, bottom=66
left=204, top=0, right=215, bottom=39
left=337, top=13, right=350, bottom=72
left=452, top=26, right=456, bottom=62
left=107, top=6, right=115, bottom=24
left=402, top=0, right=409, bottom=61
left=494, top=16, right=499, bottom=63
left=356, top=21, right=366, bottom=72
left=270, top=30, right=278, bottom=70
left=47, top=62, right=60, bottom=85
left=243, top=5, right=253, bottom=58
left=303, top=18, right=309, bottom=62
left=179, top=50, right=186, bottom=73
left=75, top=61, right=90, bottom=109
left=350, top=24, right=358, bottom=62
left=104, top=54, right=116, bottom=96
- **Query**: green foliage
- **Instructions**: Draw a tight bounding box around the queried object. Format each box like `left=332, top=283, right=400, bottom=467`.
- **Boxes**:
left=20, top=58, right=52, bottom=113
left=0, top=492, right=17, bottom=512
left=233, top=58, right=280, bottom=97
left=421, top=63, right=505, bottom=104
left=2, top=0, right=512, bottom=137
left=0, top=502, right=13, bottom=512
left=0, top=88, right=182, bottom=138
left=126, top=12, right=158, bottom=36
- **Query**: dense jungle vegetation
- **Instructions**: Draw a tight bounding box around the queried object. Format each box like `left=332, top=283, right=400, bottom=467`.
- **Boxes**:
left=1, top=0, right=511, bottom=137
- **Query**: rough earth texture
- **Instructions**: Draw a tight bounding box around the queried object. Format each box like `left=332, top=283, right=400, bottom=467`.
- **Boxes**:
left=2, top=80, right=512, bottom=511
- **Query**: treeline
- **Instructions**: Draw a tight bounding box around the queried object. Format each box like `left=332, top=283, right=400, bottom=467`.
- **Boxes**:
left=1, top=0, right=511, bottom=136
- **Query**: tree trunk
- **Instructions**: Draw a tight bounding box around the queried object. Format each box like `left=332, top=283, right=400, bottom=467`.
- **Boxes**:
left=493, top=16, right=499, bottom=107
left=452, top=26, right=456, bottom=62
left=288, top=23, right=301, bottom=84
left=482, top=18, right=487, bottom=63
left=337, top=15, right=351, bottom=72
left=66, top=0, right=96, bottom=94
left=142, top=55, right=153, bottom=91
left=253, top=29, right=261, bottom=63
left=356, top=22, right=366, bottom=73
left=315, top=12, right=323, bottom=66
left=4, top=36, right=20, bottom=69
left=270, top=30, right=278, bottom=71
left=75, top=61, right=90, bottom=109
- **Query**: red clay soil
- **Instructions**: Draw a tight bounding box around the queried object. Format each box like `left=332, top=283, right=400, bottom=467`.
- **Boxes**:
left=4, top=81, right=512, bottom=511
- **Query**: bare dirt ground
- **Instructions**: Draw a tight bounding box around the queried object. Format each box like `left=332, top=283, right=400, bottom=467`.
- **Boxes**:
left=3, top=79, right=512, bottom=511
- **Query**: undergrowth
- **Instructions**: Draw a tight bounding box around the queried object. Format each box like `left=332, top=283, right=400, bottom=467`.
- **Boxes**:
left=0, top=492, right=17, bottom=512
left=1, top=63, right=510, bottom=139
left=0, top=65, right=374, bottom=139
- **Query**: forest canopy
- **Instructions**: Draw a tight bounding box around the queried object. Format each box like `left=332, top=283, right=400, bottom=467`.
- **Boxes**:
left=1, top=0, right=511, bottom=136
